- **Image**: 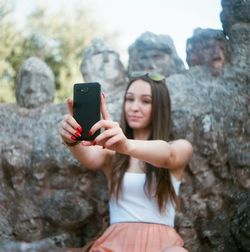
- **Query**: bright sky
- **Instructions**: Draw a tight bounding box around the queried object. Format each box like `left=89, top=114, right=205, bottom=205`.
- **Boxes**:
left=12, top=0, right=222, bottom=66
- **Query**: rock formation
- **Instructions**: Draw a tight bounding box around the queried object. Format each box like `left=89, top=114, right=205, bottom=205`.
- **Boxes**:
left=186, top=28, right=230, bottom=76
left=80, top=38, right=127, bottom=122
left=15, top=56, right=55, bottom=108
left=0, top=1, right=249, bottom=251
left=0, top=57, right=108, bottom=250
left=166, top=1, right=250, bottom=250
left=128, top=31, right=185, bottom=77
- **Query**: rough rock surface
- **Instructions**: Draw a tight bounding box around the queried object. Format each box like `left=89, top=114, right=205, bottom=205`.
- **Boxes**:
left=128, top=31, right=185, bottom=77
left=0, top=1, right=250, bottom=251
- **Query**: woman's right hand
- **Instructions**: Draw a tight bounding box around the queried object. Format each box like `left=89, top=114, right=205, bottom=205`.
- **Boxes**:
left=59, top=98, right=82, bottom=145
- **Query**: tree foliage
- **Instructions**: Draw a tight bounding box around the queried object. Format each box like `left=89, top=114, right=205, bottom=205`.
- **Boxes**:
left=0, top=0, right=116, bottom=103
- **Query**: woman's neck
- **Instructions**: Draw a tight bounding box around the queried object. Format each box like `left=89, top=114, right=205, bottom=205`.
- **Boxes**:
left=133, top=128, right=151, bottom=140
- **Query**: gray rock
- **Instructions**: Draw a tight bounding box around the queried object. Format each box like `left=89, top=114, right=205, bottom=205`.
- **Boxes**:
left=167, top=64, right=250, bottom=251
left=80, top=38, right=127, bottom=121
left=186, top=28, right=230, bottom=76
left=0, top=239, right=62, bottom=252
left=15, top=57, right=55, bottom=108
left=128, top=31, right=185, bottom=77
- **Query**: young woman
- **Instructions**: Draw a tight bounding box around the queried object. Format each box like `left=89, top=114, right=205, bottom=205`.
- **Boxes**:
left=59, top=73, right=193, bottom=252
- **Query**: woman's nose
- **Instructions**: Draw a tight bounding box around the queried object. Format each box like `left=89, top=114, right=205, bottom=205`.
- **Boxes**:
left=131, top=100, right=140, bottom=110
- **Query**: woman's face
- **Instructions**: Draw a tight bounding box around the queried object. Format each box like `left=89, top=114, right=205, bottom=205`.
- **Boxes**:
left=125, top=79, right=152, bottom=131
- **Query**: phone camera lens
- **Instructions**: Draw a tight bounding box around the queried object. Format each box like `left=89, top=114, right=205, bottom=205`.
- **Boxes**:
left=81, top=87, right=89, bottom=93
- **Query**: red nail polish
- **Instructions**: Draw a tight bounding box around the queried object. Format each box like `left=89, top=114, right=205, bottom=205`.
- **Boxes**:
left=75, top=131, right=81, bottom=137
left=88, top=131, right=92, bottom=136
left=93, top=141, right=96, bottom=146
left=71, top=135, right=76, bottom=141
left=77, top=127, right=82, bottom=133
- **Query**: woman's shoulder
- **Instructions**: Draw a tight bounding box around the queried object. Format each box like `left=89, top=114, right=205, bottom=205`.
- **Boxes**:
left=169, top=139, right=192, bottom=148
left=167, top=139, right=193, bottom=179
left=168, top=139, right=193, bottom=157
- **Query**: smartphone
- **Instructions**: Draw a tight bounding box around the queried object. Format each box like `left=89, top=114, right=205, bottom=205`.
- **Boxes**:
left=73, top=82, right=101, bottom=141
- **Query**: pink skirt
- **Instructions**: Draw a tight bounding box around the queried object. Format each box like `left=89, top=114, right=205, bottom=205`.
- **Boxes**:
left=89, top=222, right=188, bottom=252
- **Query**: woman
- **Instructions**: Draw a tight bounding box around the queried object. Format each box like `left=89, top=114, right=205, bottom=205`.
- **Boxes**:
left=60, top=73, right=193, bottom=252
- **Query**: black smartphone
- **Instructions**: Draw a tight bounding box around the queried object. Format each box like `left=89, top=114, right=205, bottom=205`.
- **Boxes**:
left=73, top=82, right=101, bottom=141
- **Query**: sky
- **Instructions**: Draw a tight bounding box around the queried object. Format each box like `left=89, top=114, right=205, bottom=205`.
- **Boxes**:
left=11, top=0, right=223, bottom=66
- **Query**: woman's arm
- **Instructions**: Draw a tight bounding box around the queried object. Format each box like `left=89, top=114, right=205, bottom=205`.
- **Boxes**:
left=91, top=118, right=192, bottom=174
left=125, top=139, right=193, bottom=178
left=66, top=143, right=113, bottom=170
left=87, top=95, right=192, bottom=175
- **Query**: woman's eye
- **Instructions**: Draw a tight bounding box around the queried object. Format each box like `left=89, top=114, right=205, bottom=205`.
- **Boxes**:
left=125, top=97, right=134, bottom=102
left=142, top=100, right=152, bottom=104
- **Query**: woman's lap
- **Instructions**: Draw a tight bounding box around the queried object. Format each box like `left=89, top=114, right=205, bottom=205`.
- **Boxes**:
left=89, top=222, right=188, bottom=252
left=160, top=246, right=189, bottom=252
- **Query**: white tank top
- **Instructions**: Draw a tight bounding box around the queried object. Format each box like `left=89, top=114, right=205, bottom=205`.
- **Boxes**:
left=109, top=172, right=181, bottom=227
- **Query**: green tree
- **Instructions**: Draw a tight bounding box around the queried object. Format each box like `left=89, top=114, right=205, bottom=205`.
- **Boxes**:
left=0, top=0, right=21, bottom=102
left=0, top=1, right=118, bottom=103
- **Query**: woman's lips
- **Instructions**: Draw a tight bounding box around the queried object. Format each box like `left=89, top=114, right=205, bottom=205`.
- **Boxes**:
left=128, top=116, right=142, bottom=121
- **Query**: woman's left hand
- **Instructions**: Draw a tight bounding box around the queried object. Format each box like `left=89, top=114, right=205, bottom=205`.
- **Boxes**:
left=82, top=93, right=130, bottom=154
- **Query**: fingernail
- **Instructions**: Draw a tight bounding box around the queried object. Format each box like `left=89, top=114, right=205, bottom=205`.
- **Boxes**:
left=88, top=131, right=92, bottom=136
left=71, top=135, right=76, bottom=141
left=93, top=141, right=96, bottom=146
left=77, top=127, right=82, bottom=133
left=75, top=131, right=81, bottom=137
left=81, top=141, right=87, bottom=146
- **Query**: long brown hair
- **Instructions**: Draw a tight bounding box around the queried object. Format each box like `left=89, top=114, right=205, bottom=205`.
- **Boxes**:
left=110, top=74, right=178, bottom=213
